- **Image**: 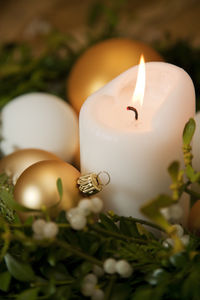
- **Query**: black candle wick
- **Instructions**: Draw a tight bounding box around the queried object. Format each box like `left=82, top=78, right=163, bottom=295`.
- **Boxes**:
left=127, top=106, right=138, bottom=120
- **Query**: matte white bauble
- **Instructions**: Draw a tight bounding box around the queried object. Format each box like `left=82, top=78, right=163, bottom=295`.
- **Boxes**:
left=0, top=92, right=79, bottom=162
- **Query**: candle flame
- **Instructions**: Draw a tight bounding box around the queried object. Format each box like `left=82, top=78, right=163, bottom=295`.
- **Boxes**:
left=132, top=55, right=146, bottom=107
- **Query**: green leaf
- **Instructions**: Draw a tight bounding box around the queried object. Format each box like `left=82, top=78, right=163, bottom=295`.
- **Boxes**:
left=16, top=288, right=39, bottom=300
left=136, top=223, right=152, bottom=239
left=169, top=252, right=188, bottom=269
left=132, top=285, right=166, bottom=300
left=183, top=118, right=196, bottom=146
left=5, top=253, right=35, bottom=282
left=0, top=271, right=11, bottom=292
left=41, top=281, right=56, bottom=297
left=80, top=261, right=92, bottom=275
left=147, top=268, right=169, bottom=285
left=99, top=213, right=119, bottom=232
left=119, top=218, right=140, bottom=238
left=110, top=283, right=132, bottom=300
left=185, top=165, right=200, bottom=182
left=54, top=286, right=71, bottom=300
left=181, top=271, right=200, bottom=300
left=168, top=161, right=180, bottom=182
left=141, top=194, right=174, bottom=230
left=132, top=287, right=153, bottom=300
left=57, top=178, right=63, bottom=200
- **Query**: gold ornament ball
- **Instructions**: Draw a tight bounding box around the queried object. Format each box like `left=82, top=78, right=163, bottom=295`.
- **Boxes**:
left=14, top=160, right=81, bottom=220
left=0, top=148, right=61, bottom=184
left=67, top=38, right=163, bottom=114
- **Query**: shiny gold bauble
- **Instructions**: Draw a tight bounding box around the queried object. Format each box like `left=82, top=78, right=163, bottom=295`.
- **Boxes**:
left=14, top=160, right=80, bottom=220
left=0, top=149, right=61, bottom=184
left=67, top=38, right=163, bottom=114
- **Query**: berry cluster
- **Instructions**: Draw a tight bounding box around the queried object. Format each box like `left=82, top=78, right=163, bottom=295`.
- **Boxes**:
left=163, top=223, right=190, bottom=248
left=66, top=197, right=103, bottom=230
left=32, top=219, right=59, bottom=239
left=103, top=258, right=133, bottom=278
left=161, top=203, right=183, bottom=223
left=81, top=270, right=104, bottom=300
left=81, top=258, right=133, bottom=300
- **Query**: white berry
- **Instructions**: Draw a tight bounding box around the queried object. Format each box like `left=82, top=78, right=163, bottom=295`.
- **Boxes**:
left=32, top=219, right=46, bottom=235
left=66, top=207, right=80, bottom=221
left=181, top=235, right=190, bottom=246
left=91, top=289, right=105, bottom=300
left=160, top=207, right=170, bottom=220
left=70, top=214, right=87, bottom=230
left=43, top=222, right=58, bottom=238
left=93, top=265, right=104, bottom=277
left=103, top=258, right=116, bottom=274
left=83, top=273, right=98, bottom=285
left=171, top=224, right=184, bottom=238
left=170, top=204, right=183, bottom=220
left=78, top=199, right=92, bottom=216
left=115, top=260, right=133, bottom=278
left=163, top=238, right=174, bottom=248
left=91, top=197, right=104, bottom=214
left=81, top=282, right=95, bottom=297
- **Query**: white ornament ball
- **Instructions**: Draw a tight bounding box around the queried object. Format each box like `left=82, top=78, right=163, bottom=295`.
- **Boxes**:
left=0, top=92, right=79, bottom=162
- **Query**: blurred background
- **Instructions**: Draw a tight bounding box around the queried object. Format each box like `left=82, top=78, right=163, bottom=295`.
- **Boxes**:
left=1, top=0, right=200, bottom=46
left=0, top=0, right=200, bottom=111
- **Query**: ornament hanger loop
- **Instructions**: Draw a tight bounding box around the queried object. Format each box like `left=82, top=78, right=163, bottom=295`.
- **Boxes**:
left=77, top=171, right=110, bottom=196
left=97, top=171, right=110, bottom=186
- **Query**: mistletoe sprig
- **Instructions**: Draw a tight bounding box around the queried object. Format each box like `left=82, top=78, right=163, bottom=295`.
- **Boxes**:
left=0, top=119, right=200, bottom=299
left=141, top=118, right=198, bottom=253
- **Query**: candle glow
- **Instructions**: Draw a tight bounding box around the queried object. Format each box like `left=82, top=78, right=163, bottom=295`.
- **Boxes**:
left=127, top=55, right=146, bottom=120
left=131, top=54, right=146, bottom=108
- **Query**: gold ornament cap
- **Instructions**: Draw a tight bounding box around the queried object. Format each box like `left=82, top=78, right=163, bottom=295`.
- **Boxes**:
left=77, top=171, right=110, bottom=196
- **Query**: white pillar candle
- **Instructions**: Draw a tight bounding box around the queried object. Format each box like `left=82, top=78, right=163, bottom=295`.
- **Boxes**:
left=79, top=61, right=195, bottom=218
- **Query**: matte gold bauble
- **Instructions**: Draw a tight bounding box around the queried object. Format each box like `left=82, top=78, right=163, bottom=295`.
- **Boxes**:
left=0, top=149, right=61, bottom=184
left=14, top=160, right=80, bottom=220
left=67, top=38, right=163, bottom=114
